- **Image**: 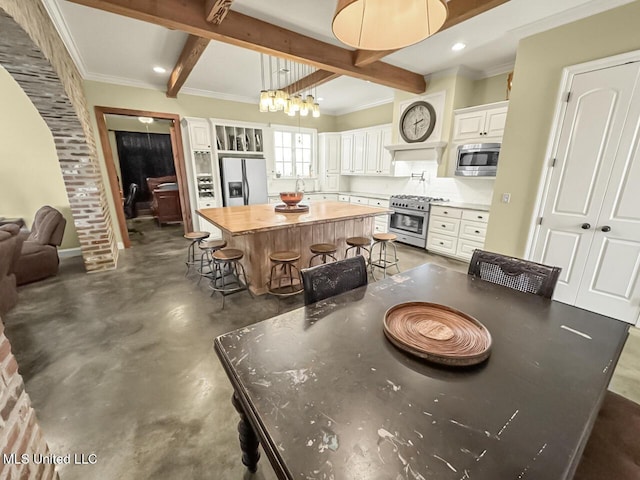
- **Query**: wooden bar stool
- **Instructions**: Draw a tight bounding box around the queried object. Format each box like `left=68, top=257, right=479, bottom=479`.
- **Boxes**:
left=370, top=233, right=400, bottom=280
left=268, top=251, right=303, bottom=311
left=308, top=243, right=338, bottom=267
left=184, top=231, right=210, bottom=276
left=210, top=248, right=252, bottom=309
left=197, top=239, right=227, bottom=285
left=344, top=236, right=372, bottom=262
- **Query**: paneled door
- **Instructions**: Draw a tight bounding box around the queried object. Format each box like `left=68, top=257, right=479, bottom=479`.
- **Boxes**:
left=533, top=61, right=640, bottom=324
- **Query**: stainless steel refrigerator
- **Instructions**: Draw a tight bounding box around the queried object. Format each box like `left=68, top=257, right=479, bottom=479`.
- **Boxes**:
left=220, top=157, right=269, bottom=206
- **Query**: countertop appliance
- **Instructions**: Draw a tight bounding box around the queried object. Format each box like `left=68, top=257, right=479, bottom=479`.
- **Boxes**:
left=388, top=195, right=448, bottom=248
left=220, top=157, right=268, bottom=206
left=455, top=143, right=500, bottom=177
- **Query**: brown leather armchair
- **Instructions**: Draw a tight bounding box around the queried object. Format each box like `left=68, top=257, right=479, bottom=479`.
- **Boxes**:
left=15, top=206, right=66, bottom=285
left=0, top=224, right=24, bottom=315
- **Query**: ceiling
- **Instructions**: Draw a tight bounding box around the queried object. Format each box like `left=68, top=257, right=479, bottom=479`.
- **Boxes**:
left=45, top=0, right=635, bottom=115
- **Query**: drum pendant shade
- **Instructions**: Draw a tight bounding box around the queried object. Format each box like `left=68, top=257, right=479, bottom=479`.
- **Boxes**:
left=332, top=0, right=448, bottom=51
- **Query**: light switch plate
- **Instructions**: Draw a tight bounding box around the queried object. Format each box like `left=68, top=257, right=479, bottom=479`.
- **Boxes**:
left=502, top=193, right=511, bottom=203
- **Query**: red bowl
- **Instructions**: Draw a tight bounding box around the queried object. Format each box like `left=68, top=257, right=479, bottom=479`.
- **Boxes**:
left=280, top=191, right=303, bottom=206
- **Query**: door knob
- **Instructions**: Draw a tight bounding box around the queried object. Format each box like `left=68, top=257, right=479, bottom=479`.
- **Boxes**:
left=601, top=225, right=611, bottom=232
left=581, top=223, right=591, bottom=230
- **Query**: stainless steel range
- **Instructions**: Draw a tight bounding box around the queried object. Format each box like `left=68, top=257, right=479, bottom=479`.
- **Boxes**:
left=388, top=195, right=448, bottom=248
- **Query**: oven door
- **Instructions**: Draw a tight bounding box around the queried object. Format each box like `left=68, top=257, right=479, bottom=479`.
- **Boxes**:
left=388, top=208, right=428, bottom=247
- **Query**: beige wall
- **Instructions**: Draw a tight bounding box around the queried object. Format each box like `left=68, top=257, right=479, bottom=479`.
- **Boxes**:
left=471, top=73, right=510, bottom=106
left=334, top=102, right=393, bottom=131
left=485, top=0, right=640, bottom=256
left=0, top=66, right=79, bottom=249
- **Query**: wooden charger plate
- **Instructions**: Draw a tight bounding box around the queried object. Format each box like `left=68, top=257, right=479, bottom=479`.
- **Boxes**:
left=383, top=302, right=492, bottom=366
left=274, top=204, right=309, bottom=213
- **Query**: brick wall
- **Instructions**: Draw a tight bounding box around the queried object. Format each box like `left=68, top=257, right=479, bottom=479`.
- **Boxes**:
left=0, top=1, right=117, bottom=272
left=0, top=321, right=59, bottom=480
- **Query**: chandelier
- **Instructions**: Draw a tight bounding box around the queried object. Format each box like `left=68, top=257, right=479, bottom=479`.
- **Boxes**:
left=332, top=0, right=448, bottom=51
left=259, top=54, right=320, bottom=118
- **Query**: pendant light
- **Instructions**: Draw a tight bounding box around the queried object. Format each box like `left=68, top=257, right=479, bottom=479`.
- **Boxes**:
left=332, top=0, right=448, bottom=51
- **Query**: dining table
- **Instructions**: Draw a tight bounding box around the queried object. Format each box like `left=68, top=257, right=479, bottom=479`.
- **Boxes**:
left=214, top=263, right=629, bottom=480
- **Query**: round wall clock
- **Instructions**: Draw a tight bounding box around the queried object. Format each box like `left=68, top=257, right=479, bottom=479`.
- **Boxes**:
left=399, top=101, right=436, bottom=143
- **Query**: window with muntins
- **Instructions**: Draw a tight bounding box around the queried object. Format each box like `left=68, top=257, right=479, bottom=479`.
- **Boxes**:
left=273, top=128, right=315, bottom=178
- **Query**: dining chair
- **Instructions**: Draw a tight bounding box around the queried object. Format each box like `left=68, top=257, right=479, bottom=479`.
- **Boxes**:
left=573, top=391, right=640, bottom=480
left=468, top=249, right=561, bottom=298
left=301, top=255, right=368, bottom=305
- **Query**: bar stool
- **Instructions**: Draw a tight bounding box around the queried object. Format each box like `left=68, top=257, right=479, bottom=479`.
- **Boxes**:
left=197, top=239, right=227, bottom=285
left=268, top=251, right=303, bottom=311
left=184, top=231, right=210, bottom=276
left=370, top=233, right=400, bottom=280
left=308, top=243, right=338, bottom=267
left=344, top=236, right=372, bottom=262
left=210, top=248, right=252, bottom=309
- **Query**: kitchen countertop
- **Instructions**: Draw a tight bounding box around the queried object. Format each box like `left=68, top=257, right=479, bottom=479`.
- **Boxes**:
left=431, top=201, right=490, bottom=211
left=198, top=201, right=390, bottom=235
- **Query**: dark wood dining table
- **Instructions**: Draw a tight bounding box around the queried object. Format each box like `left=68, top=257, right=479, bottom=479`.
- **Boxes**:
left=214, top=263, right=629, bottom=480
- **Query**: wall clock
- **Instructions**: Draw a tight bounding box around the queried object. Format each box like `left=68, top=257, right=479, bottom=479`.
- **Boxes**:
left=399, top=100, right=436, bottom=143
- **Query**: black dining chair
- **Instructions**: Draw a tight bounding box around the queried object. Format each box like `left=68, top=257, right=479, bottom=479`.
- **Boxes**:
left=301, top=255, right=368, bottom=305
left=468, top=249, right=561, bottom=298
left=573, top=391, right=640, bottom=480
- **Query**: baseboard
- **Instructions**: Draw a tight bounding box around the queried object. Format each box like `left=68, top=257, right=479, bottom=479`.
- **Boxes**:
left=58, top=247, right=83, bottom=258
left=117, top=241, right=125, bottom=250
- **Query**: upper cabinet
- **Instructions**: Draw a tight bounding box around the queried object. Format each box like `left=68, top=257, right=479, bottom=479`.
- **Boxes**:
left=213, top=122, right=265, bottom=154
left=188, top=119, right=212, bottom=151
left=340, top=124, right=402, bottom=176
left=318, top=133, right=342, bottom=192
left=452, top=101, right=509, bottom=143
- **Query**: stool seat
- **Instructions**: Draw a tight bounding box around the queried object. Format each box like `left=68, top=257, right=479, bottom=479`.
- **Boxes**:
left=184, top=231, right=210, bottom=240
left=213, top=248, right=244, bottom=261
left=310, top=243, right=337, bottom=254
left=200, top=239, right=227, bottom=249
left=373, top=233, right=397, bottom=242
left=270, top=251, right=301, bottom=262
left=346, top=236, right=371, bottom=247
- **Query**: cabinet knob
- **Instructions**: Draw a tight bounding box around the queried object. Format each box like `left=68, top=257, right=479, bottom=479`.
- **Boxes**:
left=441, top=224, right=446, bottom=228
left=475, top=230, right=480, bottom=234
left=439, top=242, right=444, bottom=245
left=581, top=223, right=591, bottom=230
left=477, top=215, right=483, bottom=219
left=601, top=225, right=611, bottom=232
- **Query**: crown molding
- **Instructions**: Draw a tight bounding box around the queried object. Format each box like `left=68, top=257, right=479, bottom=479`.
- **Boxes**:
left=41, top=0, right=88, bottom=77
left=180, top=87, right=257, bottom=104
left=481, top=61, right=515, bottom=78
left=331, top=98, right=394, bottom=116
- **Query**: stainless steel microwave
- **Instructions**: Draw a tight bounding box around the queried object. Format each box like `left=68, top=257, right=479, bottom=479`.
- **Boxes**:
left=455, top=143, right=500, bottom=177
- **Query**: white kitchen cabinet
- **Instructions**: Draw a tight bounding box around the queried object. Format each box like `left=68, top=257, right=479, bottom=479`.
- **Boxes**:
left=452, top=101, right=508, bottom=142
left=340, top=134, right=353, bottom=175
left=368, top=198, right=389, bottom=234
left=324, top=174, right=340, bottom=191
left=188, top=119, right=212, bottom=150
left=352, top=132, right=366, bottom=174
left=349, top=196, right=368, bottom=205
left=319, top=133, right=342, bottom=192
left=338, top=195, right=350, bottom=202
left=379, top=127, right=393, bottom=175
left=365, top=130, right=381, bottom=174
left=212, top=121, right=264, bottom=154
left=427, top=205, right=490, bottom=261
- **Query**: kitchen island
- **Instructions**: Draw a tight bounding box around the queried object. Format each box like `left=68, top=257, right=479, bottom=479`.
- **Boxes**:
left=197, top=201, right=390, bottom=294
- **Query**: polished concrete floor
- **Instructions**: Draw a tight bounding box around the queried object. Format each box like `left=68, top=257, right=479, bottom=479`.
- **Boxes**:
left=3, top=219, right=639, bottom=479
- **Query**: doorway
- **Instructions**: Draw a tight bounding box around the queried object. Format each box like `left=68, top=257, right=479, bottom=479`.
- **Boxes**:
left=95, top=107, right=192, bottom=248
left=530, top=54, right=640, bottom=324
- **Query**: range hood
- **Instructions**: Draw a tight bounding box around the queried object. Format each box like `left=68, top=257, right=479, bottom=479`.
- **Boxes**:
left=384, top=141, right=447, bottom=164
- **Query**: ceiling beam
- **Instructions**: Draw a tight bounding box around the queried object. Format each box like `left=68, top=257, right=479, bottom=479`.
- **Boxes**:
left=66, top=0, right=427, bottom=94
left=166, top=34, right=210, bottom=98
left=284, top=70, right=340, bottom=95
left=205, top=0, right=233, bottom=24
left=351, top=0, right=511, bottom=67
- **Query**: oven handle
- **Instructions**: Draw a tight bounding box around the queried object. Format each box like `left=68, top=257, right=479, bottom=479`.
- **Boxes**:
left=390, top=207, right=430, bottom=217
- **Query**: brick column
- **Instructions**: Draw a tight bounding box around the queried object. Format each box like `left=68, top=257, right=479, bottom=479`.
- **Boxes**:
left=0, top=2, right=117, bottom=272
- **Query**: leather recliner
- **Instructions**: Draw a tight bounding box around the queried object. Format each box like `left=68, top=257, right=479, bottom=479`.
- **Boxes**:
left=15, top=206, right=66, bottom=286
left=0, top=224, right=24, bottom=315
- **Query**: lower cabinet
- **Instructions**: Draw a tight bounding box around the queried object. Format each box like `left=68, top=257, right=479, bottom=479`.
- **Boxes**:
left=427, top=206, right=490, bottom=261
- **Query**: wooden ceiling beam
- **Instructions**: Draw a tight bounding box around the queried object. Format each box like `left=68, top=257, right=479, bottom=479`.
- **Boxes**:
left=66, top=0, right=427, bottom=94
left=284, top=70, right=340, bottom=95
left=166, top=34, right=210, bottom=98
left=351, top=0, right=511, bottom=67
left=205, top=0, right=233, bottom=25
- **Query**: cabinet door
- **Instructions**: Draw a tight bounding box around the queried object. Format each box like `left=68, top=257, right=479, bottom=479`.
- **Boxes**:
left=352, top=132, right=366, bottom=174
left=341, top=134, right=353, bottom=174
left=365, top=130, right=381, bottom=174
left=324, top=174, right=340, bottom=192
left=326, top=135, right=341, bottom=173
left=452, top=111, right=486, bottom=141
left=379, top=127, right=393, bottom=175
left=189, top=121, right=211, bottom=150
left=485, top=107, right=508, bottom=138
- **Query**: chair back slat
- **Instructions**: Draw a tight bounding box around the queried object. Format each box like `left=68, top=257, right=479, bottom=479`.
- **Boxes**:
left=468, top=249, right=561, bottom=298
left=301, top=256, right=368, bottom=305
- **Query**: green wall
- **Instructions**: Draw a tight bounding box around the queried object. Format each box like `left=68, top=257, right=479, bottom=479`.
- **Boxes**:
left=485, top=0, right=640, bottom=257
left=334, top=103, right=394, bottom=131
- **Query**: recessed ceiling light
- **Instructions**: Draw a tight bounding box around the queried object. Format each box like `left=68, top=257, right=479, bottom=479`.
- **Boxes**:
left=153, top=66, right=166, bottom=73
left=451, top=42, right=466, bottom=52
left=317, top=97, right=324, bottom=102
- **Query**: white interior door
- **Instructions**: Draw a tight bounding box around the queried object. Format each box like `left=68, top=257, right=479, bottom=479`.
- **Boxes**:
left=533, top=61, right=640, bottom=324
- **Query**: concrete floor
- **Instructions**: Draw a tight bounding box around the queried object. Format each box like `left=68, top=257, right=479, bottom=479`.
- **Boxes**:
left=3, top=219, right=639, bottom=479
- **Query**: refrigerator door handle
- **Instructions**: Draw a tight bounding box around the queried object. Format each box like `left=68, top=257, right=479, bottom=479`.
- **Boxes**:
left=241, top=160, right=250, bottom=205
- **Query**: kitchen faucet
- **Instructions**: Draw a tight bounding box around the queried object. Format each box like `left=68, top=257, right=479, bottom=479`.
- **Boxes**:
left=295, top=176, right=305, bottom=192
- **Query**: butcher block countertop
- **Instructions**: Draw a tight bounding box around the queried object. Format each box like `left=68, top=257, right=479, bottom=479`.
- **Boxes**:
left=198, top=201, right=391, bottom=235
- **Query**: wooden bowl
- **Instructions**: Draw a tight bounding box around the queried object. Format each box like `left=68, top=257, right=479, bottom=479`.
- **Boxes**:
left=280, top=191, right=303, bottom=207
